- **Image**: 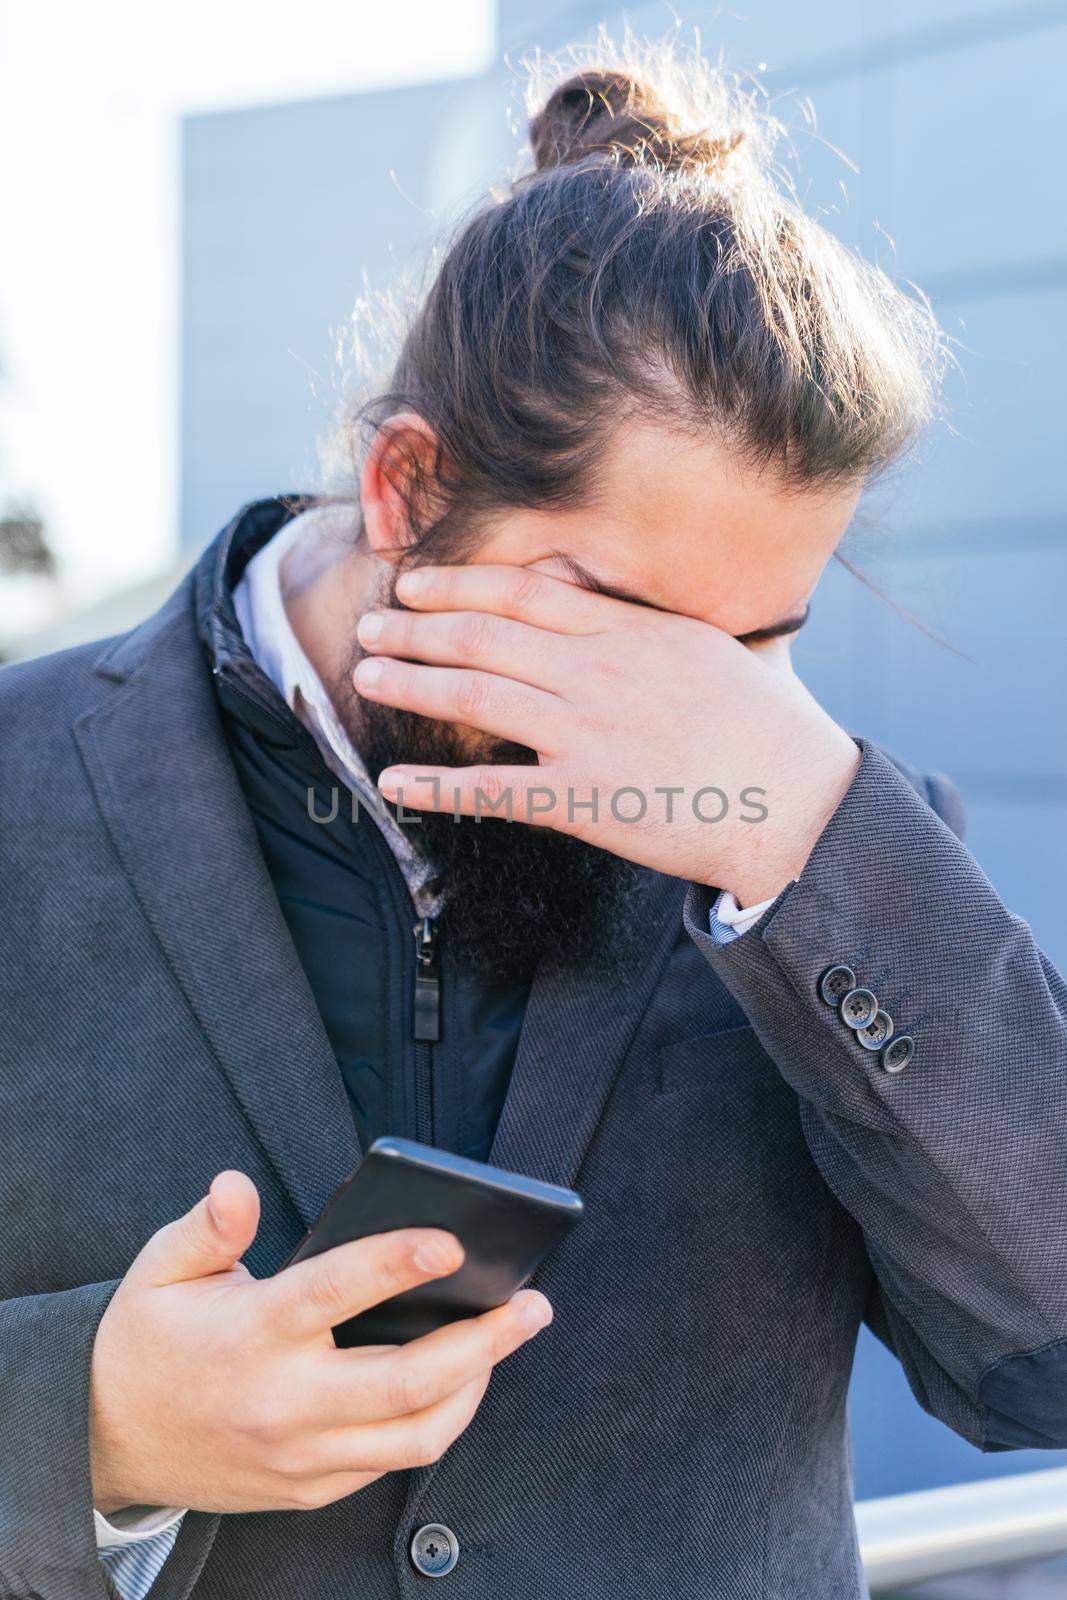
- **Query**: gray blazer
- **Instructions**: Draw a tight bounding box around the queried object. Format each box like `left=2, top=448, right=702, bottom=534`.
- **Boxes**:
left=2, top=559, right=1066, bottom=1600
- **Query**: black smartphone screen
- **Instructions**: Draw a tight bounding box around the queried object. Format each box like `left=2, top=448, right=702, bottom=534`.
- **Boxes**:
left=281, top=1137, right=584, bottom=1346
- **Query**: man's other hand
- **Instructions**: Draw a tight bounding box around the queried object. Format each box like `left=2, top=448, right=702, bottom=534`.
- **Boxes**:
left=354, top=563, right=860, bottom=905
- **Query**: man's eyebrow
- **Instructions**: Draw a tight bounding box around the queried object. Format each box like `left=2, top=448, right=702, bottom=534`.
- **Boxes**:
left=548, top=552, right=811, bottom=641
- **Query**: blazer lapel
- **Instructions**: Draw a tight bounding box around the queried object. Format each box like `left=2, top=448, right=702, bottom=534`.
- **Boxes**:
left=74, top=580, right=358, bottom=1229
left=488, top=870, right=684, bottom=1191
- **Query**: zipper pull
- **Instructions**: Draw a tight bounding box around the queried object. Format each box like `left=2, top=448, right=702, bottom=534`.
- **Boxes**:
left=412, top=916, right=441, bottom=1043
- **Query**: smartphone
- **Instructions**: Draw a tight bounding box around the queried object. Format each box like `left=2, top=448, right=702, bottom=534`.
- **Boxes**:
left=281, top=1136, right=584, bottom=1346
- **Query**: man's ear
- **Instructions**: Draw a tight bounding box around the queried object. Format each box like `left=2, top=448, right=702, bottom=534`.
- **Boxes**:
left=360, top=412, right=442, bottom=563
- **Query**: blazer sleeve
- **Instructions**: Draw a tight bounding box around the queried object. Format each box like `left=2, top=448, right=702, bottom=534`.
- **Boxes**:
left=0, top=1282, right=218, bottom=1600
left=684, top=739, right=1067, bottom=1452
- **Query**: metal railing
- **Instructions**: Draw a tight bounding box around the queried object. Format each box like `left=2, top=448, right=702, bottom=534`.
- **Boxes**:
left=857, top=1467, right=1067, bottom=1592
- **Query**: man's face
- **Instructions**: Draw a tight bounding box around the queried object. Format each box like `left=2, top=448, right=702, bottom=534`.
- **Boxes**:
left=344, top=420, right=861, bottom=980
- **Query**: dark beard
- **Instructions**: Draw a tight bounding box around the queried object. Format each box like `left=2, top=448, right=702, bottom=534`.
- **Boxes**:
left=331, top=576, right=646, bottom=985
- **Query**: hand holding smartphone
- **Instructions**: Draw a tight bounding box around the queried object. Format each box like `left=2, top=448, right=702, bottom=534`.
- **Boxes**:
left=92, top=1159, right=567, bottom=1518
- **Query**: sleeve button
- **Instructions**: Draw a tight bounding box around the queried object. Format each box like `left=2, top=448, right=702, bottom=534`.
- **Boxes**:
left=857, top=1010, right=894, bottom=1051
left=841, top=988, right=878, bottom=1030
left=819, top=964, right=857, bottom=1006
left=881, top=1035, right=915, bottom=1074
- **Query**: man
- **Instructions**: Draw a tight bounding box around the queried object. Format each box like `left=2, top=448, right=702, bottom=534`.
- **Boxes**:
left=3, top=56, right=1066, bottom=1600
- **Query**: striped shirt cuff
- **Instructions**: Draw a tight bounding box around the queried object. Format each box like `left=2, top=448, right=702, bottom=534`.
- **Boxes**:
left=98, top=1518, right=183, bottom=1600
left=708, top=888, right=778, bottom=944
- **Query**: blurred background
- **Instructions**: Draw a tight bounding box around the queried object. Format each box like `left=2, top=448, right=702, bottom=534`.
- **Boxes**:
left=2, top=1, right=1065, bottom=1591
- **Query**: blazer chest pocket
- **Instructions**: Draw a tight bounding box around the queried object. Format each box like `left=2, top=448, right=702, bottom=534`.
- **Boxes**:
left=654, top=1025, right=758, bottom=1094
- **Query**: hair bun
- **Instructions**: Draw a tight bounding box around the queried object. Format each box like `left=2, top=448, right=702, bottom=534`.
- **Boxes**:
left=529, top=69, right=743, bottom=176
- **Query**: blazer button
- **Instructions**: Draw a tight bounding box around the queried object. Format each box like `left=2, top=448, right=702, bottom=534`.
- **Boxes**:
left=819, top=964, right=856, bottom=1006
left=881, top=1035, right=915, bottom=1074
left=841, top=988, right=878, bottom=1030
left=857, top=1010, right=893, bottom=1051
left=411, top=1523, right=460, bottom=1578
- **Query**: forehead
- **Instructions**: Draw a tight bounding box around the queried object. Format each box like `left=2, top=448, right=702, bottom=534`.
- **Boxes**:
left=472, top=423, right=861, bottom=635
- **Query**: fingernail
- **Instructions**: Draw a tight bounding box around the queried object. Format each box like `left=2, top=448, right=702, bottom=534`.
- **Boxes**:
left=355, top=658, right=383, bottom=688
left=357, top=612, right=384, bottom=645
left=378, top=767, right=403, bottom=796
left=413, top=1235, right=461, bottom=1275
left=396, top=571, right=423, bottom=599
left=521, top=1293, right=553, bottom=1332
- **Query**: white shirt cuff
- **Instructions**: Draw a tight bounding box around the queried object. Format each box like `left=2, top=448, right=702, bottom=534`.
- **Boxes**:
left=94, top=1505, right=187, bottom=1550
left=710, top=889, right=779, bottom=940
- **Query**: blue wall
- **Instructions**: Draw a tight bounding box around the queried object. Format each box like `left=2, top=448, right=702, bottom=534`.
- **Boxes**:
left=182, top=0, right=1067, bottom=1501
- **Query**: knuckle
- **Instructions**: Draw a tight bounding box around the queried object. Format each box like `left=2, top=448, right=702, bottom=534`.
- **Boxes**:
left=431, top=569, right=458, bottom=607
left=269, top=1438, right=317, bottom=1479
left=590, top=646, right=624, bottom=685
left=371, top=1232, right=420, bottom=1293
left=389, top=659, right=412, bottom=696
left=289, top=1478, right=334, bottom=1512
left=388, top=612, right=412, bottom=651
left=454, top=673, right=489, bottom=720
left=509, top=570, right=544, bottom=616
left=237, top=1389, right=290, bottom=1445
left=575, top=704, right=604, bottom=743
left=385, top=1359, right=433, bottom=1418
left=306, top=1258, right=348, bottom=1320
left=491, top=1318, right=521, bottom=1364
left=401, top=1425, right=447, bottom=1470
left=558, top=767, right=596, bottom=836
left=452, top=612, right=494, bottom=661
left=474, top=766, right=505, bottom=806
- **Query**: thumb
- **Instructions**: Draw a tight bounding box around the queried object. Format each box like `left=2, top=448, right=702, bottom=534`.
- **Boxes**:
left=127, top=1170, right=261, bottom=1288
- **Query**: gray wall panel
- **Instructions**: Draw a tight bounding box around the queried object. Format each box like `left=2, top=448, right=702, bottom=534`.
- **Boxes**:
left=796, top=541, right=1067, bottom=787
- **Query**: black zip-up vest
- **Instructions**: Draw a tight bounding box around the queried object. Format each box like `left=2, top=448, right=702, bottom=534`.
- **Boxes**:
left=197, top=497, right=530, bottom=1160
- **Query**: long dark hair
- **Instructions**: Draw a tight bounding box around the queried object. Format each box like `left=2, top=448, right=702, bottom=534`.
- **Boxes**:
left=323, top=39, right=944, bottom=560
